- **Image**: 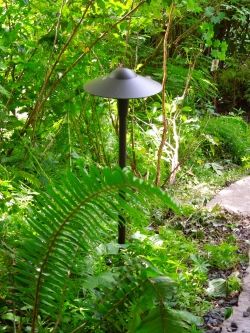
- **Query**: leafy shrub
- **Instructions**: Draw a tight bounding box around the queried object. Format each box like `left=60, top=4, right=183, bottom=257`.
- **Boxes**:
left=204, top=242, right=239, bottom=269
left=81, top=254, right=202, bottom=333
left=8, top=167, right=206, bottom=333
left=206, top=274, right=241, bottom=299
left=130, top=228, right=210, bottom=314
left=227, top=274, right=242, bottom=294
left=202, top=116, right=250, bottom=164
left=217, top=57, right=250, bottom=110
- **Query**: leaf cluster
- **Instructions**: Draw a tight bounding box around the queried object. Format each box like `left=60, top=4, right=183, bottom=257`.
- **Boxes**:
left=12, top=167, right=181, bottom=332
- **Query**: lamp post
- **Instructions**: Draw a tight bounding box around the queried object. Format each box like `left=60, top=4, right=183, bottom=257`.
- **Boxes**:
left=84, top=67, right=162, bottom=244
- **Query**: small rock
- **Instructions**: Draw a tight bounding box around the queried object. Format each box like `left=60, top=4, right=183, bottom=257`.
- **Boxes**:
left=218, top=299, right=225, bottom=305
left=229, top=298, right=238, bottom=306
left=214, top=328, right=222, bottom=333
left=247, top=307, right=250, bottom=313
left=210, top=311, right=224, bottom=323
left=206, top=329, right=221, bottom=333
left=208, top=318, right=219, bottom=326
left=243, top=311, right=250, bottom=317
left=231, top=321, right=238, bottom=332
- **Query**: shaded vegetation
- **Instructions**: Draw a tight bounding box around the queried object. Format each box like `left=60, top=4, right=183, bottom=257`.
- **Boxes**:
left=0, top=0, right=250, bottom=332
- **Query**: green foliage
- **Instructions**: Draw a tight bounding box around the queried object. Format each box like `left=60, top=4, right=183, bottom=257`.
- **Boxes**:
left=204, top=242, right=239, bottom=269
left=227, top=273, right=242, bottom=294
left=1, top=0, right=249, bottom=182
left=206, top=274, right=241, bottom=298
left=80, top=254, right=202, bottom=333
left=217, top=57, right=250, bottom=111
left=0, top=0, right=249, bottom=331
left=13, top=167, right=180, bottom=331
left=202, top=116, right=250, bottom=164
left=206, top=278, right=228, bottom=298
left=129, top=228, right=210, bottom=314
left=131, top=307, right=202, bottom=333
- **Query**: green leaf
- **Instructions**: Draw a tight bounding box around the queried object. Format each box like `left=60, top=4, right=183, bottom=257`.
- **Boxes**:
left=162, top=0, right=173, bottom=7
left=150, top=276, right=176, bottom=298
left=182, top=106, right=193, bottom=113
left=206, top=278, right=227, bottom=298
left=15, top=167, right=179, bottom=328
left=224, top=307, right=233, bottom=319
left=135, top=307, right=202, bottom=333
left=1, top=313, right=20, bottom=323
left=205, top=6, right=215, bottom=17
left=0, top=85, right=10, bottom=97
left=186, top=0, right=202, bottom=13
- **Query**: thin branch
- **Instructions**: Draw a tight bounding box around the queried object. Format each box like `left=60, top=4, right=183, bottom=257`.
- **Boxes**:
left=142, top=1, right=224, bottom=68
left=124, top=0, right=134, bottom=61
left=134, top=31, right=139, bottom=68
left=5, top=47, right=38, bottom=112
left=108, top=99, right=118, bottom=136
left=165, top=54, right=200, bottom=186
left=36, top=0, right=146, bottom=124
left=44, top=0, right=146, bottom=98
left=53, top=0, right=66, bottom=49
left=155, top=3, right=175, bottom=186
left=22, top=0, right=146, bottom=135
left=172, top=0, right=224, bottom=47
left=23, top=0, right=95, bottom=132
left=130, top=101, right=137, bottom=173
left=141, top=36, right=164, bottom=69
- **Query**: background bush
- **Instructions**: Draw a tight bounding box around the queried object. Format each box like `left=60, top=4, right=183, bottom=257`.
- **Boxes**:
left=202, top=116, right=250, bottom=164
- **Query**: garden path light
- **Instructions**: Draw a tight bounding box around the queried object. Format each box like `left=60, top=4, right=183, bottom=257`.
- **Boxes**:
left=84, top=67, right=162, bottom=244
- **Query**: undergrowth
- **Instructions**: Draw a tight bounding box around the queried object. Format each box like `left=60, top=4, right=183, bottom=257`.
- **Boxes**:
left=202, top=116, right=250, bottom=164
left=1, top=164, right=247, bottom=333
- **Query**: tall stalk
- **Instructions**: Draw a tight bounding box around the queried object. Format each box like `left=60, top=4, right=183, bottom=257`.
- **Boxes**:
left=155, top=3, right=175, bottom=186
left=23, top=0, right=95, bottom=133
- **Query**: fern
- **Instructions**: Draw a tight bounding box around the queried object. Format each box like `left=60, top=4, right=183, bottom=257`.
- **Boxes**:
left=202, top=115, right=250, bottom=163
left=80, top=256, right=202, bottom=333
left=14, top=167, right=179, bottom=332
left=133, top=307, right=202, bottom=333
left=14, top=170, right=41, bottom=189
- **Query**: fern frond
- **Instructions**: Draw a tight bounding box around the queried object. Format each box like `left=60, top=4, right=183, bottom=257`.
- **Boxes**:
left=15, top=167, right=179, bottom=332
left=79, top=257, right=201, bottom=333
left=14, top=170, right=41, bottom=188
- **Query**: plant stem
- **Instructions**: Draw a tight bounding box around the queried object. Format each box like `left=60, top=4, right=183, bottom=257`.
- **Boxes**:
left=22, top=0, right=146, bottom=136
left=23, top=0, right=94, bottom=133
left=155, top=3, right=175, bottom=186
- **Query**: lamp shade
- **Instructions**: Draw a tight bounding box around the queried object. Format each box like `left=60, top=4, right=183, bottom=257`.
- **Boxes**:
left=84, top=67, right=162, bottom=99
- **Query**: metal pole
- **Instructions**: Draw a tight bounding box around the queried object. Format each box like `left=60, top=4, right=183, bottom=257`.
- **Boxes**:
left=117, top=98, right=129, bottom=244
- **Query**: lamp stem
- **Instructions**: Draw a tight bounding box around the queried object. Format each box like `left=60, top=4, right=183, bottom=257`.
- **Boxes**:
left=117, top=98, right=129, bottom=244
left=118, top=99, right=129, bottom=168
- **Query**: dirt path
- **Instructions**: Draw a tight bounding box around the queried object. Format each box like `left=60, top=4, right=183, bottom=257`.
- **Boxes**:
left=207, top=176, right=250, bottom=333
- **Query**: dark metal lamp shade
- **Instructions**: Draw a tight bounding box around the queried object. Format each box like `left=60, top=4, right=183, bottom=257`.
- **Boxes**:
left=84, top=67, right=162, bottom=99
